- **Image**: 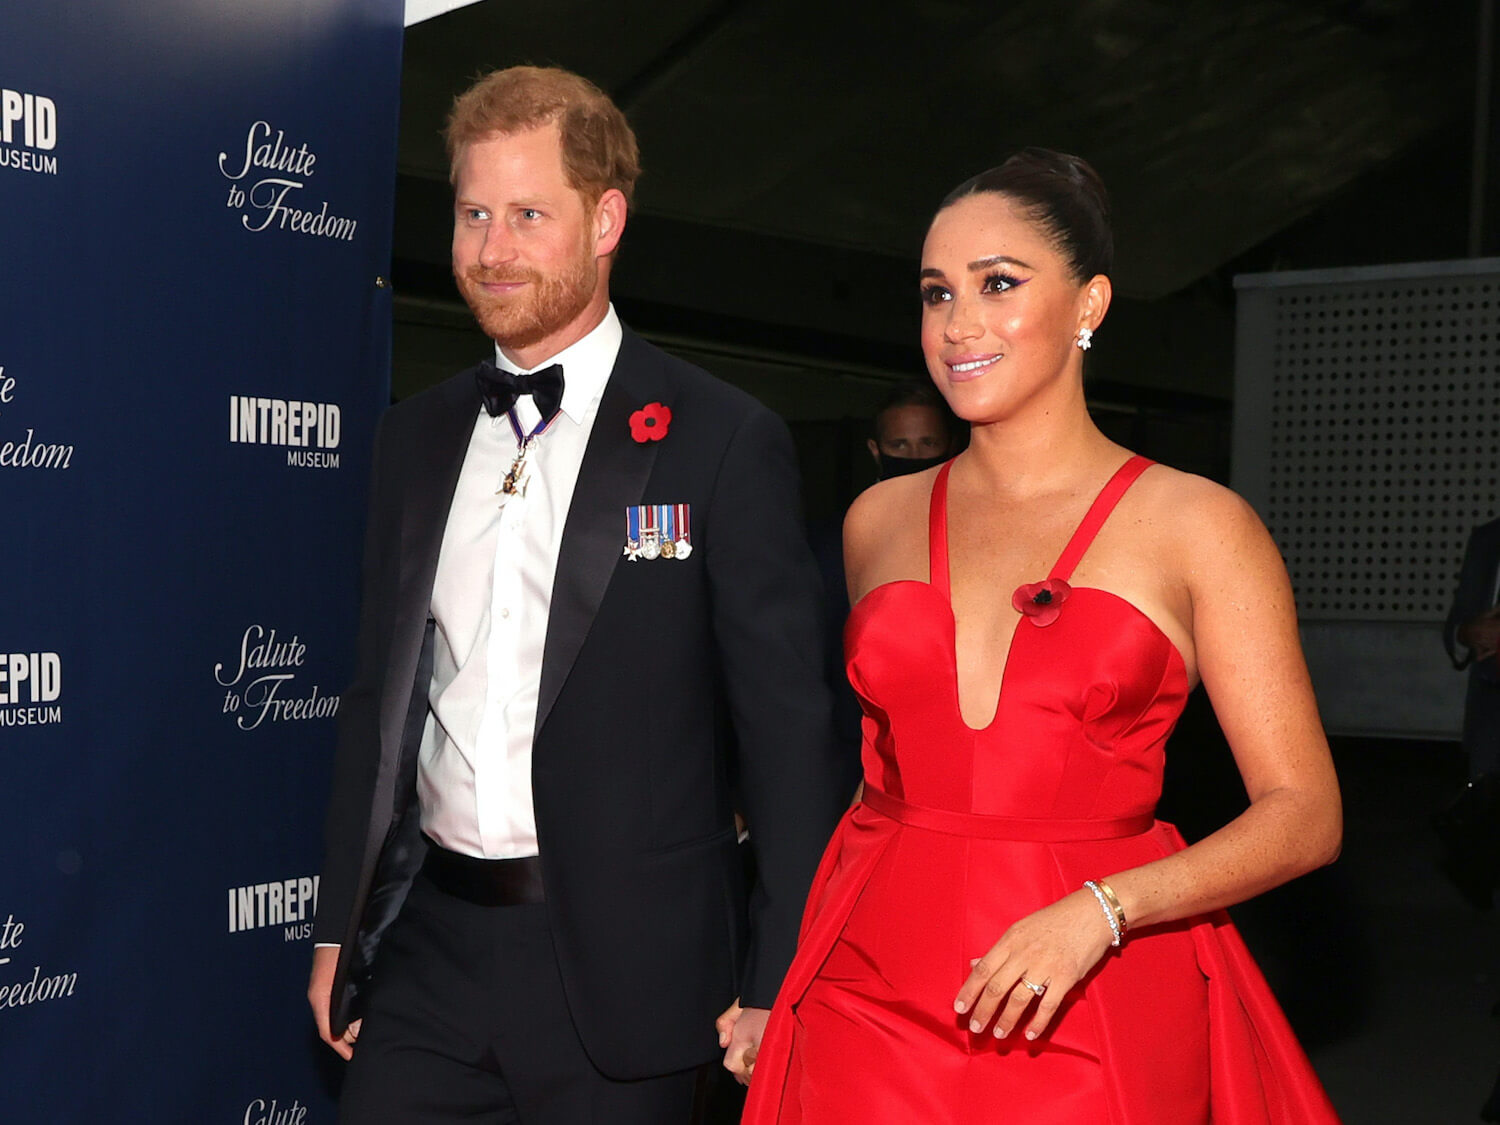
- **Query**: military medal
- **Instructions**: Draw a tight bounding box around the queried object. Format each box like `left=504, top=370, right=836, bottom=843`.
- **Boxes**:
left=660, top=505, right=677, bottom=558
left=500, top=439, right=532, bottom=497
left=624, top=505, right=642, bottom=560
left=496, top=406, right=558, bottom=499
left=672, top=502, right=693, bottom=559
left=640, top=504, right=661, bottom=560
left=624, top=502, right=693, bottom=560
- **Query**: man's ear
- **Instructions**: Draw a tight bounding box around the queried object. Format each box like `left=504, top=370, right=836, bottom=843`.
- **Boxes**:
left=594, top=188, right=627, bottom=257
left=867, top=438, right=881, bottom=466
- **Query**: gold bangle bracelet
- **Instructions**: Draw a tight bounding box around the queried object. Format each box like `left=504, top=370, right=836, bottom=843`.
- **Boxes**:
left=1095, top=878, right=1127, bottom=936
left=1082, top=880, right=1121, bottom=947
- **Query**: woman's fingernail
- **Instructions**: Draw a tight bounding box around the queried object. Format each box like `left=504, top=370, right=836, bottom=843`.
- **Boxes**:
left=1025, top=1031, right=1038, bottom=1041
left=969, top=1019, right=982, bottom=1033
left=994, top=1025, right=1007, bottom=1039
left=954, top=1000, right=967, bottom=1014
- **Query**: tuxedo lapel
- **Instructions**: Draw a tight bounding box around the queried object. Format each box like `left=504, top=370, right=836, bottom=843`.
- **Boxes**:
left=399, top=372, right=480, bottom=590
left=380, top=371, right=481, bottom=752
left=1483, top=522, right=1500, bottom=606
left=536, top=332, right=673, bottom=738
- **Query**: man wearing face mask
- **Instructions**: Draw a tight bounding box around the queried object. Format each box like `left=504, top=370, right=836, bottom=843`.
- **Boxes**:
left=866, top=381, right=962, bottom=479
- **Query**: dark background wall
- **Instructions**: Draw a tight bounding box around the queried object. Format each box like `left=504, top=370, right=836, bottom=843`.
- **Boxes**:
left=389, top=0, right=1497, bottom=521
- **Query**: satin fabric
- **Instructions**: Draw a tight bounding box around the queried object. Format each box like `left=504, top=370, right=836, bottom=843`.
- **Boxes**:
left=743, top=456, right=1340, bottom=1124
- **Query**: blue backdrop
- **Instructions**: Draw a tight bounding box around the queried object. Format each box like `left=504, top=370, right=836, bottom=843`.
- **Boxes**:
left=1, top=3, right=404, bottom=1119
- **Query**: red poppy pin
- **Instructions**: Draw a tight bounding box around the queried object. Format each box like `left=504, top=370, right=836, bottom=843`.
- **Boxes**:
left=1012, top=578, right=1072, bottom=627
left=629, top=402, right=672, bottom=443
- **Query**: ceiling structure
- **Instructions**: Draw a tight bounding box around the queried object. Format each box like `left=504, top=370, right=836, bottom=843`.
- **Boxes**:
left=389, top=0, right=1481, bottom=410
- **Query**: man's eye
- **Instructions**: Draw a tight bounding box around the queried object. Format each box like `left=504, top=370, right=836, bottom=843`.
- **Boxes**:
left=520, top=208, right=542, bottom=221
left=465, top=208, right=489, bottom=222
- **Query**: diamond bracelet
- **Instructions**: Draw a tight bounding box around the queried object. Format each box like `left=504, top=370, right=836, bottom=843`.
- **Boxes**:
left=1083, top=879, right=1127, bottom=947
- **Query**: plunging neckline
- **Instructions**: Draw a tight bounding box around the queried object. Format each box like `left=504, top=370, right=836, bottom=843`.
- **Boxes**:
left=932, top=456, right=1156, bottom=732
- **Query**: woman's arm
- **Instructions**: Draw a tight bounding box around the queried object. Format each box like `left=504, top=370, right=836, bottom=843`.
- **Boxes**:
left=1106, top=484, right=1341, bottom=929
left=955, top=480, right=1340, bottom=1041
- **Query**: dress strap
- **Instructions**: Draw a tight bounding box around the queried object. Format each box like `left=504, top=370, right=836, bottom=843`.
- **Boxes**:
left=1049, top=455, right=1154, bottom=582
left=929, top=460, right=955, bottom=598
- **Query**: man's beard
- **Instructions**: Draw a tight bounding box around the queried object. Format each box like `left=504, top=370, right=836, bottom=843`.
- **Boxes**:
left=458, top=251, right=597, bottom=350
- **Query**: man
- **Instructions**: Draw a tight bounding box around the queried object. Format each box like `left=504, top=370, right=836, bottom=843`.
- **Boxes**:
left=864, top=380, right=961, bottom=480
left=1438, top=515, right=1500, bottom=908
left=1444, top=515, right=1500, bottom=772
left=308, top=66, right=844, bottom=1123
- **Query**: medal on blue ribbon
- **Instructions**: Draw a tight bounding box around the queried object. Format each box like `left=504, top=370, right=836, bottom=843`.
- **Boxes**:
left=624, top=502, right=692, bottom=562
left=624, top=505, right=642, bottom=560
left=660, top=504, right=677, bottom=559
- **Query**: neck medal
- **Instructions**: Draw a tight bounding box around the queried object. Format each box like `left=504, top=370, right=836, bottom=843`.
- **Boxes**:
left=496, top=406, right=557, bottom=499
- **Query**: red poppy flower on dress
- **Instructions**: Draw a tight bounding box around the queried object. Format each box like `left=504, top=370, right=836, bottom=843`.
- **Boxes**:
left=1012, top=578, right=1072, bottom=627
left=630, top=402, right=672, bottom=443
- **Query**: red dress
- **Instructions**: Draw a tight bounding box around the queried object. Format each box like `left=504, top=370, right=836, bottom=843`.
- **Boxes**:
left=743, top=456, right=1340, bottom=1124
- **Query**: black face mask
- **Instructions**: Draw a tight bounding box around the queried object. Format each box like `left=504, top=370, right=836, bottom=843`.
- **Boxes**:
left=876, top=452, right=949, bottom=480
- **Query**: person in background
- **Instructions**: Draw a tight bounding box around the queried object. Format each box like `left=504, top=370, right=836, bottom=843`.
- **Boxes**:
left=1438, top=518, right=1500, bottom=1122
left=1438, top=516, right=1500, bottom=909
left=866, top=380, right=963, bottom=480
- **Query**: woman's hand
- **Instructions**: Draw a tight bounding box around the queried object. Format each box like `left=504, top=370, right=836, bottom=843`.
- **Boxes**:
left=953, top=889, right=1114, bottom=1041
left=716, top=999, right=769, bottom=1085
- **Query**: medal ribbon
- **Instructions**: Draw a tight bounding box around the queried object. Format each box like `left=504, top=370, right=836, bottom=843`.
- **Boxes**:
left=506, top=406, right=557, bottom=448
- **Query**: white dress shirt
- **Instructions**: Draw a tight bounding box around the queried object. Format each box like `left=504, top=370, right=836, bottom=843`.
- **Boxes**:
left=417, top=306, right=622, bottom=858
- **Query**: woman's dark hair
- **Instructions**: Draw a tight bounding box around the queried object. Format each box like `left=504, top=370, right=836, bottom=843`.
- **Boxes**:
left=938, top=148, right=1112, bottom=282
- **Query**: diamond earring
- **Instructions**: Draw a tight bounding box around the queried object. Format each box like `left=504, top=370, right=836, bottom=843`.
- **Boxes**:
left=1075, top=327, right=1093, bottom=351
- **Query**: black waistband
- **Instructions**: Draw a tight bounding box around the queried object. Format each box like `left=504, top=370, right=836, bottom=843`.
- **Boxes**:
left=420, top=835, right=545, bottom=906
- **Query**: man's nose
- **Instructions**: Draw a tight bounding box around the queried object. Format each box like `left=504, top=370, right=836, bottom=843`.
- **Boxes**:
left=478, top=223, right=517, bottom=268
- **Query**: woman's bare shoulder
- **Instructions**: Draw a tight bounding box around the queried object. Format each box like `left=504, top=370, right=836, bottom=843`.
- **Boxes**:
left=1132, top=463, right=1283, bottom=577
left=843, top=467, right=940, bottom=589
left=1135, top=463, right=1263, bottom=529
left=845, top=469, right=936, bottom=541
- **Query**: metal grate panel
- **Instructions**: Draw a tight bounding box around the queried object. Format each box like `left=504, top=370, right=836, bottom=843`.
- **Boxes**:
left=1256, top=274, right=1500, bottom=621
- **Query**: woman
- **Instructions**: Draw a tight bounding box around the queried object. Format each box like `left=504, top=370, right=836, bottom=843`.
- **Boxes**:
left=734, top=150, right=1343, bottom=1123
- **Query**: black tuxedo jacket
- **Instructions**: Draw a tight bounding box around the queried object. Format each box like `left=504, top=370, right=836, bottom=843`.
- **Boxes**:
left=1445, top=517, right=1500, bottom=681
left=1446, top=519, right=1500, bottom=766
left=314, top=328, right=846, bottom=1079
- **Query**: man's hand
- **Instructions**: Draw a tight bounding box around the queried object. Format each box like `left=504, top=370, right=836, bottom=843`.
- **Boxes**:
left=308, top=946, right=360, bottom=1060
left=715, top=1000, right=771, bottom=1085
left=1461, top=607, right=1500, bottom=659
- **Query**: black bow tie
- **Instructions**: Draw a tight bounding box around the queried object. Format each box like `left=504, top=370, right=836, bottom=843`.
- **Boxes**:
left=475, top=361, right=566, bottom=423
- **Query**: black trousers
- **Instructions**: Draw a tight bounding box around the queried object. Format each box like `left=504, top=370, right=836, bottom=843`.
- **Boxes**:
left=338, top=872, right=710, bottom=1124
left=1464, top=672, right=1500, bottom=777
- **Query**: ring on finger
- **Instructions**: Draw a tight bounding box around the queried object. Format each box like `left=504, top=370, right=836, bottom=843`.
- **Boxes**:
left=1020, top=976, right=1047, bottom=997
